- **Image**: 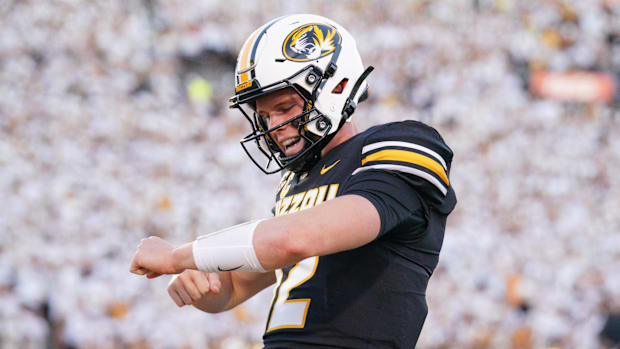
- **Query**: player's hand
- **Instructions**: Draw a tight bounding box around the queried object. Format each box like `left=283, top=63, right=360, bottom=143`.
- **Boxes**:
left=167, top=270, right=222, bottom=307
left=130, top=236, right=179, bottom=277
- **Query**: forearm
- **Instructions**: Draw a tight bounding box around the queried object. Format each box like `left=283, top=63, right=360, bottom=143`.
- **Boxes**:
left=169, top=222, right=294, bottom=273
left=170, top=195, right=380, bottom=274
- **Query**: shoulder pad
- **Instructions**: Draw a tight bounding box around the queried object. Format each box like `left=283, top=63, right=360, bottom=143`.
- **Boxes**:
left=354, top=121, right=455, bottom=206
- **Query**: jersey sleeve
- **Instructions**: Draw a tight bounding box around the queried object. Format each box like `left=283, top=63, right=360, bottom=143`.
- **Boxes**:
left=342, top=169, right=428, bottom=238
left=341, top=121, right=457, bottom=237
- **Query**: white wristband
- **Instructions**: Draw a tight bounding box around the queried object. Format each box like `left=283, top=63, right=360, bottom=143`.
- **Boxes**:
left=192, top=219, right=267, bottom=273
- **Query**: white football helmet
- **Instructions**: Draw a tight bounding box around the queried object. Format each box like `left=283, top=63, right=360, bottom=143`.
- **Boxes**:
left=229, top=14, right=373, bottom=174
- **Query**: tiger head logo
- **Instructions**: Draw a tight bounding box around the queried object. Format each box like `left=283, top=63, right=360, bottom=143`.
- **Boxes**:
left=283, top=23, right=342, bottom=62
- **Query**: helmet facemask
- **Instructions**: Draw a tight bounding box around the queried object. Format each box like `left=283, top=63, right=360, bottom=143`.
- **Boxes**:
left=232, top=66, right=336, bottom=174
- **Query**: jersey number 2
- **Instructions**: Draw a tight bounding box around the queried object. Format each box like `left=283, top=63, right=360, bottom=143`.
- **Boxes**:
left=266, top=256, right=319, bottom=332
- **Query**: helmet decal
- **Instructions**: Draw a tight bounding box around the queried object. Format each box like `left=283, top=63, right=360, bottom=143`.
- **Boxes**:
left=283, top=23, right=342, bottom=62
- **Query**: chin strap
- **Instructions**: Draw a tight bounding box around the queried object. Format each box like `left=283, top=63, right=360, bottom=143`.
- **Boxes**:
left=341, top=66, right=374, bottom=122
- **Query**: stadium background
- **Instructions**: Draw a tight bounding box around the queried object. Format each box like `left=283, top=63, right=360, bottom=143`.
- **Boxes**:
left=2, top=0, right=620, bottom=348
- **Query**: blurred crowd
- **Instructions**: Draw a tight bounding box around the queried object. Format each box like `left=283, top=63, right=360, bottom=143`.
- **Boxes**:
left=1, top=0, right=619, bottom=348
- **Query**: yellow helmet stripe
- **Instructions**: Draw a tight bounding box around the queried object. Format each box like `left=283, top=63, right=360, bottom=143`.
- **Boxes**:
left=361, top=149, right=450, bottom=186
left=238, top=29, right=261, bottom=83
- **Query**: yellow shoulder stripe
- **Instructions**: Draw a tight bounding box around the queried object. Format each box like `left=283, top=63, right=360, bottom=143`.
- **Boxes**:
left=361, top=149, right=449, bottom=186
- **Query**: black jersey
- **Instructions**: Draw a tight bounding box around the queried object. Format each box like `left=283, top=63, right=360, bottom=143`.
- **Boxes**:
left=262, top=120, right=457, bottom=349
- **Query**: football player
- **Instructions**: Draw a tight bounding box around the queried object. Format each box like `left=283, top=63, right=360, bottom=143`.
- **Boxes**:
left=130, top=14, right=457, bottom=348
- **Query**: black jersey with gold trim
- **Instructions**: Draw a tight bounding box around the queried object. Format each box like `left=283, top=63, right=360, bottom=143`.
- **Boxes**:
left=263, top=120, right=457, bottom=349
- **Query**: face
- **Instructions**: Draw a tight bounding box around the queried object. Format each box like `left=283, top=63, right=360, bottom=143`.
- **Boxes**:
left=255, top=88, right=306, bottom=157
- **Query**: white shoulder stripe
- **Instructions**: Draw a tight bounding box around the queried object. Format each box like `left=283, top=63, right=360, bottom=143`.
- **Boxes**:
left=362, top=141, right=447, bottom=170
left=352, top=164, right=448, bottom=195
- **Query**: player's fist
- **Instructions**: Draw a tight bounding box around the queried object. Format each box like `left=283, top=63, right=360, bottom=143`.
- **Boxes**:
left=130, top=236, right=178, bottom=277
left=167, top=270, right=222, bottom=307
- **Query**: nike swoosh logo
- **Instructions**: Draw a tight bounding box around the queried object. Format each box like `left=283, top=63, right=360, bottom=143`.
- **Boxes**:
left=320, top=160, right=341, bottom=175
left=217, top=265, right=243, bottom=272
